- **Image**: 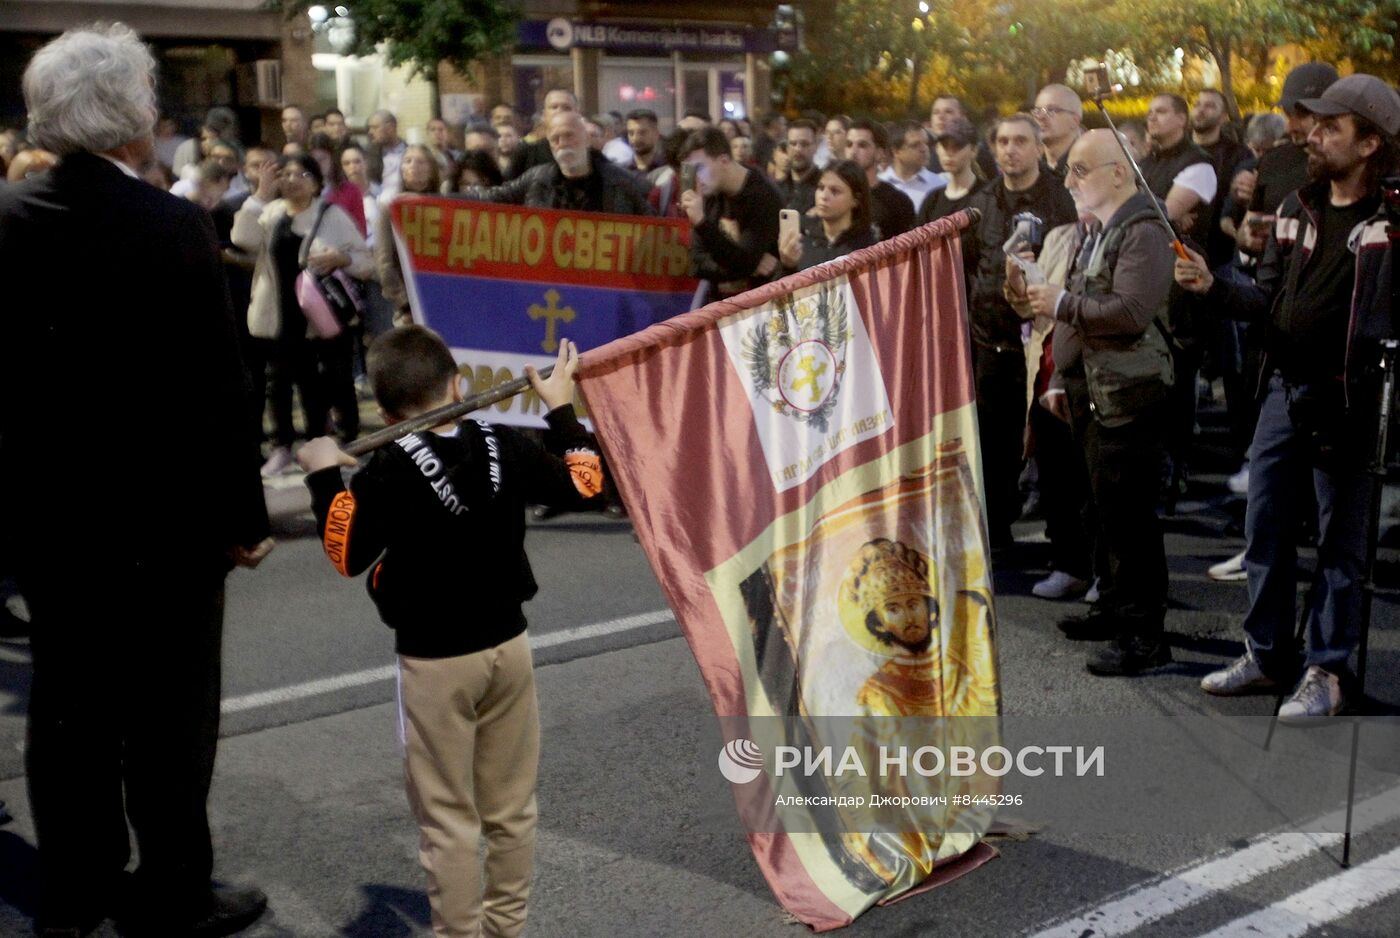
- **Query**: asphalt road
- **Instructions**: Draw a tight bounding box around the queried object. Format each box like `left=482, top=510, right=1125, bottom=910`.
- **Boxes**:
left=2, top=419, right=1399, bottom=937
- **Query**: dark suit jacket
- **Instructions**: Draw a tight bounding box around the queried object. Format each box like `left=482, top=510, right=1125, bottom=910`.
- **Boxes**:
left=0, top=152, right=269, bottom=577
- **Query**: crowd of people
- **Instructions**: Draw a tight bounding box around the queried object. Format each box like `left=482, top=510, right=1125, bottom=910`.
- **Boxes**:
left=2, top=19, right=1398, bottom=938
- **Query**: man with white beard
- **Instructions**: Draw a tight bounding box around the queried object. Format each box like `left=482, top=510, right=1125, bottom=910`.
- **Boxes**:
left=457, top=111, right=652, bottom=215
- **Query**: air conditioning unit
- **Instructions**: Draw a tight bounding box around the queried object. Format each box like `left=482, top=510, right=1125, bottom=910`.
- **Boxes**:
left=236, top=60, right=284, bottom=107
left=254, top=60, right=283, bottom=107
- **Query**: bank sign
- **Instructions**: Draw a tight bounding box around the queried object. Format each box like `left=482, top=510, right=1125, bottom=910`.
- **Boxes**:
left=520, top=18, right=795, bottom=55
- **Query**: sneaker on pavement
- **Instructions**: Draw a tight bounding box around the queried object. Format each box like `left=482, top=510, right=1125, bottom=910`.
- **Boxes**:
left=1032, top=570, right=1091, bottom=600
left=1208, top=550, right=1247, bottom=582
left=1082, top=578, right=1100, bottom=604
left=1227, top=465, right=1250, bottom=495
left=1201, top=651, right=1281, bottom=696
left=1277, top=666, right=1346, bottom=723
left=1086, top=634, right=1172, bottom=676
left=260, top=446, right=294, bottom=478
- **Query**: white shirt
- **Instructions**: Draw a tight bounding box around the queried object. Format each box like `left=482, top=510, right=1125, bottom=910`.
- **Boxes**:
left=877, top=166, right=948, bottom=214
left=602, top=137, right=634, bottom=168
left=155, top=134, right=188, bottom=170
left=1172, top=162, right=1217, bottom=205
left=378, top=141, right=408, bottom=202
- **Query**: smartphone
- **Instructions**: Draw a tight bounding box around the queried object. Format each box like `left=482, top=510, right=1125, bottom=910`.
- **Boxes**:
left=1247, top=215, right=1274, bottom=234
left=1083, top=63, right=1111, bottom=99
left=680, top=162, right=698, bottom=193
left=779, top=209, right=801, bottom=244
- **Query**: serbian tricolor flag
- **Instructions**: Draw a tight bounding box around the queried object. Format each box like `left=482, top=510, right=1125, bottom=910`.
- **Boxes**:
left=576, top=214, right=1001, bottom=930
left=390, top=196, right=696, bottom=427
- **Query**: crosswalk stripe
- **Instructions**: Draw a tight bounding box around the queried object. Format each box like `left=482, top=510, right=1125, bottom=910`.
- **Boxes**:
left=1197, top=842, right=1400, bottom=938
left=1022, top=784, right=1400, bottom=938
left=220, top=609, right=675, bottom=714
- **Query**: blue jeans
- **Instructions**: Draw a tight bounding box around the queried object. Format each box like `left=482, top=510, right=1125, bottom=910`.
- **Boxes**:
left=1241, top=373, right=1371, bottom=677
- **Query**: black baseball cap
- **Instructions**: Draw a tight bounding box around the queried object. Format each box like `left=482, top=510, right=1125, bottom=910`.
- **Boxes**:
left=1298, top=73, right=1400, bottom=136
left=935, top=117, right=978, bottom=150
left=1276, top=62, right=1339, bottom=111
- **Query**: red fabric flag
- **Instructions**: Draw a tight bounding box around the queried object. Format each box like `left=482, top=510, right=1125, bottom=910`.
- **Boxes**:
left=577, top=214, right=1000, bottom=930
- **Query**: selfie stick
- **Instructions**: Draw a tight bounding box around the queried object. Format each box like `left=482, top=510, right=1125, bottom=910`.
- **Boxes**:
left=1086, top=71, right=1192, bottom=261
left=343, top=366, right=553, bottom=458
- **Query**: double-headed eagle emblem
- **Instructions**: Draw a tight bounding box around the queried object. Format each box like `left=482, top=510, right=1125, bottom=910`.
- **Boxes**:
left=740, top=283, right=851, bottom=433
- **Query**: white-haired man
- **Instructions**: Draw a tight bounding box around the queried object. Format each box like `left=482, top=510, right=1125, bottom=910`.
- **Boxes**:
left=0, top=22, right=273, bottom=937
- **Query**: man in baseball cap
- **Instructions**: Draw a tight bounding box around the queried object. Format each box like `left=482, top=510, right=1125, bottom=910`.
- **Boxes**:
left=1242, top=63, right=1341, bottom=225
left=1276, top=62, right=1341, bottom=112
left=1174, top=72, right=1397, bottom=719
left=1297, top=73, right=1400, bottom=138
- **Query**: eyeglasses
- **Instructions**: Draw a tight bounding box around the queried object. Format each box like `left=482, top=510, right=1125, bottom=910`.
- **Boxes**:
left=281, top=170, right=314, bottom=181
left=1068, top=161, right=1118, bottom=179
left=1032, top=106, right=1073, bottom=119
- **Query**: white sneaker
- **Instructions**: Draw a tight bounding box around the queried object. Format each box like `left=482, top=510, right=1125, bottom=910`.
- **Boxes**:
left=1208, top=550, right=1247, bottom=582
left=1278, top=666, right=1345, bottom=723
left=260, top=446, right=294, bottom=477
left=1227, top=465, right=1250, bottom=496
left=1032, top=570, right=1091, bottom=600
left=1082, top=578, right=1101, bottom=604
left=1201, top=650, right=1281, bottom=696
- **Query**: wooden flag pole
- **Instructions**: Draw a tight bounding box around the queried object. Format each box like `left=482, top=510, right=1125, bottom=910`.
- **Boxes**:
left=342, top=366, right=553, bottom=458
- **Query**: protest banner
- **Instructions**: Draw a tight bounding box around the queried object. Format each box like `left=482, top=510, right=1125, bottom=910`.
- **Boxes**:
left=391, top=196, right=697, bottom=426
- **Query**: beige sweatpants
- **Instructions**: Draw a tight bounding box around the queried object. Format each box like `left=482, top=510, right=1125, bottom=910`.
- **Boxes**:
left=398, top=632, right=540, bottom=938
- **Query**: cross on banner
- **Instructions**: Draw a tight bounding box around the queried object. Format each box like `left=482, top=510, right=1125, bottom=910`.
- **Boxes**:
left=528, top=289, right=576, bottom=353
left=791, top=354, right=828, bottom=404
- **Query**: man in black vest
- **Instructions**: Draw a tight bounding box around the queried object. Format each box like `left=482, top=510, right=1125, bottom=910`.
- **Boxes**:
left=1014, top=130, right=1176, bottom=676
left=1142, top=93, right=1218, bottom=244
left=967, top=114, right=1077, bottom=550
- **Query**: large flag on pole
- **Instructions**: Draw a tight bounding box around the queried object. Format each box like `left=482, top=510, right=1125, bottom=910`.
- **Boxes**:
left=390, top=196, right=697, bottom=427
left=576, top=214, right=1000, bottom=930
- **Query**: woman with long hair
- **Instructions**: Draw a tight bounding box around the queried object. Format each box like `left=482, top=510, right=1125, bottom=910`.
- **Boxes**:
left=376, top=144, right=443, bottom=324
left=778, top=159, right=877, bottom=272
left=308, top=132, right=366, bottom=236
left=454, top=149, right=504, bottom=190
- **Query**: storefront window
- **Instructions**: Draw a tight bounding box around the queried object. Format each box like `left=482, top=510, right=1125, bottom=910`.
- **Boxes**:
left=513, top=56, right=574, bottom=122
left=682, top=67, right=712, bottom=121
left=600, top=61, right=676, bottom=132
left=719, top=70, right=746, bottom=120
left=681, top=65, right=746, bottom=123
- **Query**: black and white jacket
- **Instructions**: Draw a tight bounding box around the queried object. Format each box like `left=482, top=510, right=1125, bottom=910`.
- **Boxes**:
left=307, top=406, right=605, bottom=657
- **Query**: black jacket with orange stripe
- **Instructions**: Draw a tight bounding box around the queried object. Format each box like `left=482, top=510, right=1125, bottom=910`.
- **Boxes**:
left=305, top=406, right=605, bottom=657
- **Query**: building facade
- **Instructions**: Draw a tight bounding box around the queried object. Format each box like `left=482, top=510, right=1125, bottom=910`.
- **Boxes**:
left=0, top=0, right=789, bottom=147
